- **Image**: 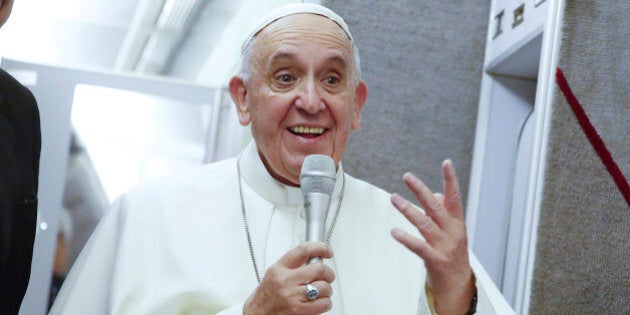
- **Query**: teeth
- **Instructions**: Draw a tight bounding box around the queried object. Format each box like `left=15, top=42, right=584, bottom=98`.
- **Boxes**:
left=290, top=126, right=324, bottom=135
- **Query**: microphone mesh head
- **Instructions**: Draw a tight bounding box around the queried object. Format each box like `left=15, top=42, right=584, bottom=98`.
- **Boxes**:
left=300, top=154, right=336, bottom=195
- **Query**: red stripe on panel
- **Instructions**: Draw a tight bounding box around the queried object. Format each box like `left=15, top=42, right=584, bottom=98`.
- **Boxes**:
left=555, top=67, right=630, bottom=207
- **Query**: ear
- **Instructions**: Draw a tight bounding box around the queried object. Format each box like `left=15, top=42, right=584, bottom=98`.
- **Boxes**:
left=351, top=80, right=368, bottom=131
left=229, top=76, right=251, bottom=126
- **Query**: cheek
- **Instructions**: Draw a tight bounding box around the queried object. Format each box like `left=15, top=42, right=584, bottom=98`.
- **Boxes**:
left=250, top=100, right=286, bottom=137
left=336, top=102, right=358, bottom=129
left=331, top=106, right=356, bottom=149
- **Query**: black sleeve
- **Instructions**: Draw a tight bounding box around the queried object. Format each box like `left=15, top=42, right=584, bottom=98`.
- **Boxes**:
left=0, top=68, right=42, bottom=315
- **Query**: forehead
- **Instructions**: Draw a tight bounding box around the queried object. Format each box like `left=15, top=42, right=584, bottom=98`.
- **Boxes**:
left=257, top=13, right=351, bottom=42
left=252, top=14, right=353, bottom=66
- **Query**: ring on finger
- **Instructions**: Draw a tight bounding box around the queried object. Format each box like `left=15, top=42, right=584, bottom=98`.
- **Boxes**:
left=305, top=283, right=320, bottom=301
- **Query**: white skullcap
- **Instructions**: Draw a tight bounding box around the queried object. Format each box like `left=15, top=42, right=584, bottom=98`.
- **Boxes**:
left=242, top=3, right=353, bottom=52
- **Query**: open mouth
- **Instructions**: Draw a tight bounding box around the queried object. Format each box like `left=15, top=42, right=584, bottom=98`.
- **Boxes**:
left=288, top=126, right=326, bottom=138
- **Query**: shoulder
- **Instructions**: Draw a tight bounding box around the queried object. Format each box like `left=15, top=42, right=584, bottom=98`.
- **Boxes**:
left=111, top=157, right=239, bottom=217
left=141, top=157, right=236, bottom=188
left=344, top=173, right=393, bottom=206
left=342, top=173, right=395, bottom=222
left=343, top=173, right=421, bottom=232
left=0, top=68, right=37, bottom=107
left=0, top=69, right=40, bottom=136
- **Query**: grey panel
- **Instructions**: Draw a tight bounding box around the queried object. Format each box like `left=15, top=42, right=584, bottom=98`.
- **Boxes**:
left=323, top=1, right=490, bottom=204
left=530, top=1, right=630, bottom=313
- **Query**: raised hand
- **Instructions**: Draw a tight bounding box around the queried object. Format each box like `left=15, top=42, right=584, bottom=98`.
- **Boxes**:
left=390, top=160, right=475, bottom=314
left=244, top=242, right=335, bottom=315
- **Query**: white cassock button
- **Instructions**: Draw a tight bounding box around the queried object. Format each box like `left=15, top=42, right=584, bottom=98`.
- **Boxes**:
left=299, top=208, right=305, bottom=219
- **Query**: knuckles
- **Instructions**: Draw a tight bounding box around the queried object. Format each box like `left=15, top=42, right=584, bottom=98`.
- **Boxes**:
left=263, top=265, right=289, bottom=287
left=313, top=265, right=327, bottom=279
left=255, top=244, right=338, bottom=315
left=418, top=216, right=432, bottom=230
left=295, top=242, right=310, bottom=255
left=310, top=264, right=335, bottom=282
left=429, top=200, right=443, bottom=212
left=450, top=191, right=462, bottom=202
left=295, top=242, right=329, bottom=258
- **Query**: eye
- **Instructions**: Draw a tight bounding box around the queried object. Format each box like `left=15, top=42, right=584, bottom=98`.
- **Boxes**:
left=276, top=73, right=295, bottom=84
left=323, top=76, right=341, bottom=85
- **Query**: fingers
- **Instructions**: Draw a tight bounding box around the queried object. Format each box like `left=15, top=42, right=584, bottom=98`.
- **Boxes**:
left=391, top=227, right=436, bottom=261
left=292, top=266, right=335, bottom=314
left=248, top=247, right=335, bottom=315
left=391, top=193, right=439, bottom=235
left=390, top=161, right=468, bottom=261
left=279, top=242, right=332, bottom=269
left=272, top=242, right=334, bottom=286
left=301, top=281, right=334, bottom=314
left=442, top=160, right=464, bottom=220
left=304, top=296, right=333, bottom=315
left=401, top=173, right=450, bottom=228
left=304, top=280, right=333, bottom=299
left=433, top=192, right=444, bottom=204
left=389, top=162, right=474, bottom=315
left=246, top=279, right=333, bottom=315
left=301, top=261, right=336, bottom=283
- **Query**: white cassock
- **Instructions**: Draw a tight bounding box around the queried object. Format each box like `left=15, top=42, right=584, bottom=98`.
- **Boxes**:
left=50, top=142, right=512, bottom=314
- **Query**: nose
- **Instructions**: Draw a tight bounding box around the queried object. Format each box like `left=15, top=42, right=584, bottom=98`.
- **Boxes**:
left=294, top=79, right=324, bottom=114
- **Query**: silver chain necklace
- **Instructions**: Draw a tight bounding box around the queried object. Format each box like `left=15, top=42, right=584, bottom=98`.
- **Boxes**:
left=237, top=154, right=345, bottom=283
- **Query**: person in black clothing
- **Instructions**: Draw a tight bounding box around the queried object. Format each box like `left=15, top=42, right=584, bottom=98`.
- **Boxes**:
left=0, top=0, right=42, bottom=313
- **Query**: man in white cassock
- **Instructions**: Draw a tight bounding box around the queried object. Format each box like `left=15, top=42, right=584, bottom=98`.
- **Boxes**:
left=50, top=3, right=513, bottom=315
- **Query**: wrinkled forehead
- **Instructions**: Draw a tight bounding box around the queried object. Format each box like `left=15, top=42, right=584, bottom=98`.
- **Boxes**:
left=250, top=14, right=354, bottom=76
left=241, top=3, right=353, bottom=53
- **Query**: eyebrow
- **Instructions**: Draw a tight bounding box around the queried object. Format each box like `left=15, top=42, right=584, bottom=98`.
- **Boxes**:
left=269, top=51, right=297, bottom=65
left=268, top=51, right=349, bottom=69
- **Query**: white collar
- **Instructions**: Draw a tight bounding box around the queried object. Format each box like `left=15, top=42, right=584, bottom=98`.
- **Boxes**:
left=239, top=141, right=345, bottom=208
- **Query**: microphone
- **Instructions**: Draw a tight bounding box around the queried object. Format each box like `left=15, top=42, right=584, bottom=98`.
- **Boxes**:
left=300, top=154, right=336, bottom=264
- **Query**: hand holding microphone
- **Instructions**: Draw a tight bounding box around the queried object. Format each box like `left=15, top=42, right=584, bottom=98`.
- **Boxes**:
left=244, top=155, right=337, bottom=314
left=300, top=154, right=336, bottom=264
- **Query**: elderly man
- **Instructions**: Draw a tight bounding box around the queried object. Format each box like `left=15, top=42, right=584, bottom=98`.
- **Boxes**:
left=1, top=0, right=42, bottom=314
left=51, top=3, right=508, bottom=315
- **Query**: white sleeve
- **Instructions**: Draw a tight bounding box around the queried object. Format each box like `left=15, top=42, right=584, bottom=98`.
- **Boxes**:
left=49, top=195, right=252, bottom=315
left=49, top=198, right=124, bottom=315
left=469, top=253, right=516, bottom=315
left=417, top=289, right=435, bottom=315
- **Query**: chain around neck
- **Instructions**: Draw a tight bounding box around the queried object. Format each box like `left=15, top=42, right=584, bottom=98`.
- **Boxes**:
left=236, top=153, right=345, bottom=284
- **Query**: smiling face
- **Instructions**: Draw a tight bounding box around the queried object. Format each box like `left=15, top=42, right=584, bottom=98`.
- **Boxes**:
left=229, top=13, right=368, bottom=186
